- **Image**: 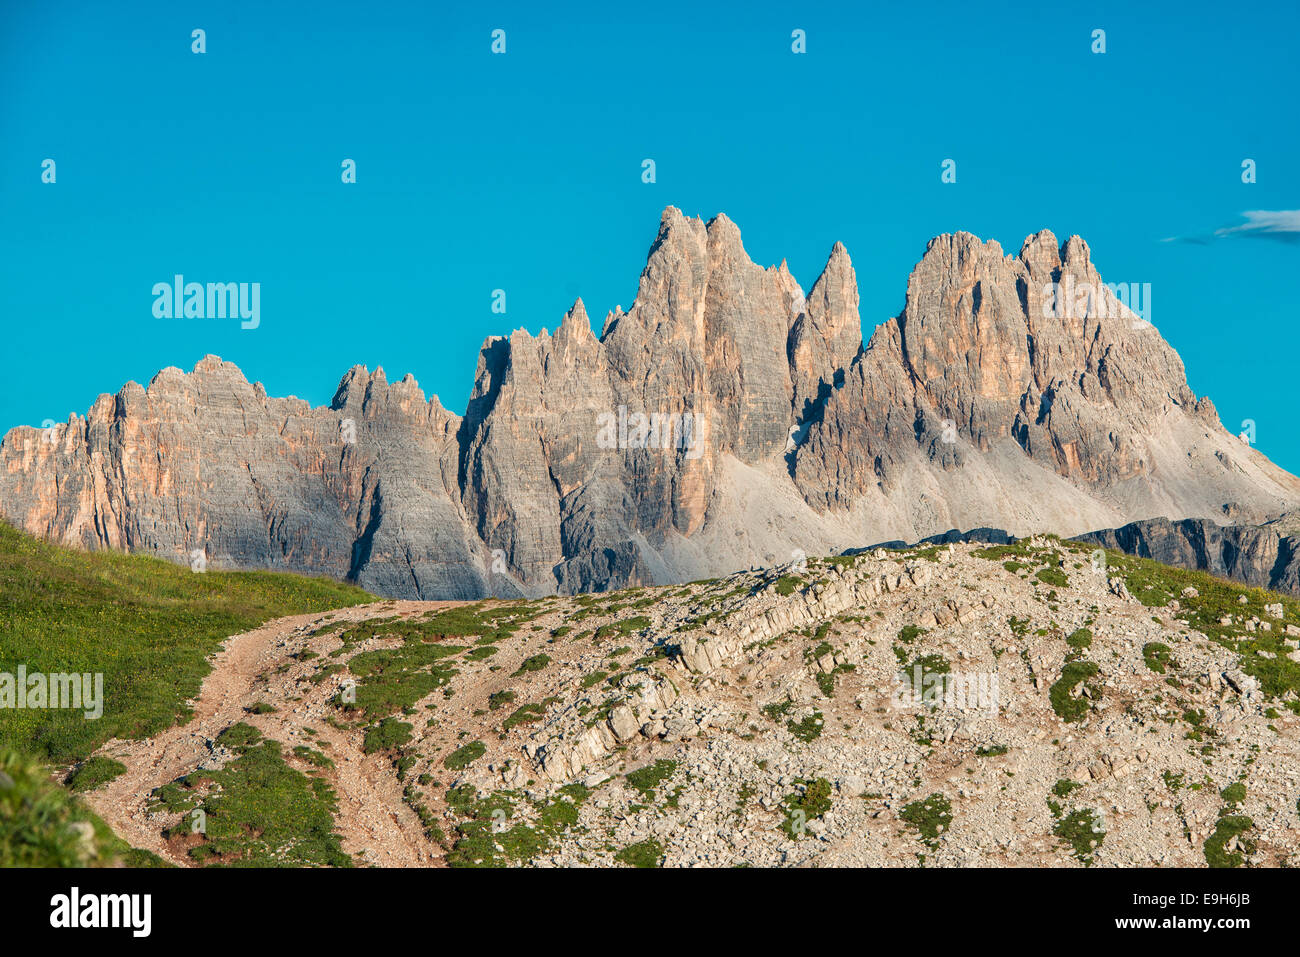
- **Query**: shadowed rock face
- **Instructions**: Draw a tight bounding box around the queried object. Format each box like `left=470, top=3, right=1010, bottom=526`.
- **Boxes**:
left=1076, top=513, right=1300, bottom=596
left=3, top=208, right=1299, bottom=598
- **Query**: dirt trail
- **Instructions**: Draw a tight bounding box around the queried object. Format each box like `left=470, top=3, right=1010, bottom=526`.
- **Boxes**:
left=86, top=600, right=456, bottom=868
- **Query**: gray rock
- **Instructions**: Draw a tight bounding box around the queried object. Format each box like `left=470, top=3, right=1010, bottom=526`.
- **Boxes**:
left=3, top=209, right=1298, bottom=599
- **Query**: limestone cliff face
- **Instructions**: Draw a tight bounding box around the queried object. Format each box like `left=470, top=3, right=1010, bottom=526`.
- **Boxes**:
left=0, top=357, right=488, bottom=599
left=3, top=208, right=1299, bottom=597
left=787, top=241, right=861, bottom=421
left=790, top=228, right=1288, bottom=516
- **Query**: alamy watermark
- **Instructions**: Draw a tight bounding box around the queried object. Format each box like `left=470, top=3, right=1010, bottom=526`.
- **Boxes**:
left=152, top=275, right=260, bottom=329
left=50, top=887, right=150, bottom=937
left=1041, top=274, right=1151, bottom=328
left=891, top=667, right=999, bottom=715
left=595, top=405, right=707, bottom=460
left=0, top=667, right=103, bottom=719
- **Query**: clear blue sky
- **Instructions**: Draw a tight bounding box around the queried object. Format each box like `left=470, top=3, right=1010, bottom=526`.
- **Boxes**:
left=3, top=0, right=1298, bottom=470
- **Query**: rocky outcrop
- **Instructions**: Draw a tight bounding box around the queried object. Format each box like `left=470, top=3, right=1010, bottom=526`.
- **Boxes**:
left=526, top=673, right=679, bottom=782
left=675, top=556, right=932, bottom=674
left=3, top=209, right=1299, bottom=598
left=1076, top=512, right=1300, bottom=596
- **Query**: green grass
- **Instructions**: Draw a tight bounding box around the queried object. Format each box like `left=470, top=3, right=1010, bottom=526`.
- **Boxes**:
left=411, top=603, right=544, bottom=645
left=0, top=520, right=372, bottom=764
left=328, top=604, right=549, bottom=722
left=1052, top=779, right=1083, bottom=799
left=444, top=782, right=591, bottom=867
left=1204, top=815, right=1254, bottom=868
left=615, top=838, right=664, bottom=867
left=625, top=759, right=678, bottom=802
left=362, top=717, right=412, bottom=754
left=786, top=710, right=824, bottom=743
left=1220, top=782, right=1246, bottom=805
left=899, top=793, right=952, bottom=847
left=444, top=740, right=486, bottom=770
left=1, top=749, right=166, bottom=867
left=340, top=640, right=462, bottom=717
left=1049, top=660, right=1100, bottom=723
left=1035, top=567, right=1069, bottom=588
left=291, top=745, right=335, bottom=769
left=512, top=654, right=551, bottom=677
left=1053, top=807, right=1105, bottom=864
left=1100, top=547, right=1300, bottom=702
left=900, top=652, right=951, bottom=681
left=896, top=624, right=926, bottom=644
left=1142, top=641, right=1174, bottom=674
left=152, top=730, right=349, bottom=867
left=593, top=617, right=651, bottom=641
left=772, top=575, right=802, bottom=597
left=502, top=700, right=558, bottom=732
left=973, top=543, right=1038, bottom=563
left=216, top=722, right=263, bottom=750
left=64, top=755, right=126, bottom=792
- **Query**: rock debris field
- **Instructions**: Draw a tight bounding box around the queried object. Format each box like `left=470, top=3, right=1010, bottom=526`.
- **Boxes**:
left=84, top=537, right=1300, bottom=868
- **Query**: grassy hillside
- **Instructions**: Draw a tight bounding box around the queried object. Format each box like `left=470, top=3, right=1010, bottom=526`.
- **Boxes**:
left=0, top=748, right=167, bottom=867
left=0, top=520, right=373, bottom=764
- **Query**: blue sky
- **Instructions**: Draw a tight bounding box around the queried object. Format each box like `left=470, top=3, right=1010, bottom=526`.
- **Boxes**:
left=3, top=0, right=1298, bottom=471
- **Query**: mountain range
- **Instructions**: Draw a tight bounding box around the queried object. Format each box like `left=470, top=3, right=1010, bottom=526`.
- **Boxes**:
left=3, top=207, right=1297, bottom=599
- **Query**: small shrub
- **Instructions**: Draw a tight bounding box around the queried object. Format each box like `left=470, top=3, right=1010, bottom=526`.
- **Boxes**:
left=1054, top=807, right=1105, bottom=864
left=444, top=740, right=486, bottom=770
left=899, top=793, right=952, bottom=847
left=1142, top=642, right=1174, bottom=674
left=1036, top=567, right=1069, bottom=588
left=1049, top=661, right=1099, bottom=723
left=1220, top=782, right=1246, bottom=805
left=626, top=760, right=677, bottom=801
left=363, top=718, right=413, bottom=754
left=780, top=777, right=833, bottom=839
left=786, top=710, right=824, bottom=743
left=512, top=654, right=551, bottom=677
left=215, top=722, right=263, bottom=751
left=615, top=838, right=663, bottom=868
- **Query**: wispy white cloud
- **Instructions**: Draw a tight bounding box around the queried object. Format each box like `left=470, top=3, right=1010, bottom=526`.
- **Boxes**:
left=1163, top=210, right=1300, bottom=245
left=1213, top=209, right=1300, bottom=241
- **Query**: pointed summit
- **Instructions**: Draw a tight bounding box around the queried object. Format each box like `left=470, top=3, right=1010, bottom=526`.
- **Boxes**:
left=4, top=207, right=1297, bottom=606
left=1061, top=234, right=1093, bottom=273
left=561, top=297, right=589, bottom=329
left=790, top=241, right=861, bottom=415
left=1018, top=229, right=1062, bottom=279
left=555, top=298, right=595, bottom=348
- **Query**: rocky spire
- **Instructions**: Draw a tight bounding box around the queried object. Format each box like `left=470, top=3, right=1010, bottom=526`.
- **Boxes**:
left=3, top=208, right=1297, bottom=599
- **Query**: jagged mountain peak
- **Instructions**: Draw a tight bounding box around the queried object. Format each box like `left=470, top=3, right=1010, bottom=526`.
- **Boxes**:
left=3, top=208, right=1297, bottom=599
